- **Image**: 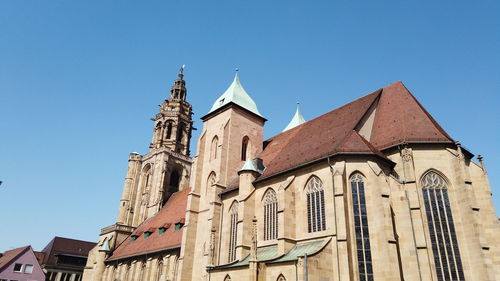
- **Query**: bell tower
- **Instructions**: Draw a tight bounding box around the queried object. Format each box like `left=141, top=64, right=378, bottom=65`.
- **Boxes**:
left=150, top=65, right=193, bottom=155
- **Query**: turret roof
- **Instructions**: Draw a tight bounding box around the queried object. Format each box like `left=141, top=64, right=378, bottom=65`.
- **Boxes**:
left=283, top=103, right=306, bottom=132
left=207, top=73, right=262, bottom=117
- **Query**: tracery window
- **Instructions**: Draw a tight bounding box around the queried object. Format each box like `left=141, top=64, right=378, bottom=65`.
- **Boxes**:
left=350, top=173, right=373, bottom=281
left=228, top=202, right=238, bottom=262
left=263, top=189, right=278, bottom=240
left=207, top=172, right=216, bottom=188
left=306, top=176, right=326, bottom=232
left=421, top=171, right=465, bottom=281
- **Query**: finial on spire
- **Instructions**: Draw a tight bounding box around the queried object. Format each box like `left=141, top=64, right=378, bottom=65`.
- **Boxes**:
left=235, top=67, right=239, bottom=72
left=179, top=64, right=186, bottom=74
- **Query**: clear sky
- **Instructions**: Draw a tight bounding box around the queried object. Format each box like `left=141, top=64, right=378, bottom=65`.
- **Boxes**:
left=0, top=0, right=498, bottom=251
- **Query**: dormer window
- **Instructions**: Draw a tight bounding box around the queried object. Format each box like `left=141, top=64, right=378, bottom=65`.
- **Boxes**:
left=159, top=223, right=171, bottom=235
left=144, top=228, right=155, bottom=239
left=174, top=223, right=184, bottom=232
left=131, top=235, right=139, bottom=242
left=174, top=219, right=185, bottom=232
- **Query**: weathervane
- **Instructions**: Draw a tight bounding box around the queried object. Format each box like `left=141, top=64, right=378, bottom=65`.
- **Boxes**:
left=179, top=64, right=186, bottom=74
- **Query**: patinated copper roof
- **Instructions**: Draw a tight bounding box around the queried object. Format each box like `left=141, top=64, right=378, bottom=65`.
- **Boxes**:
left=106, top=189, right=189, bottom=261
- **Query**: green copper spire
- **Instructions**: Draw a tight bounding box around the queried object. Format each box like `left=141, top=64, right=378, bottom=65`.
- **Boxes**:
left=283, top=102, right=306, bottom=132
left=208, top=70, right=262, bottom=117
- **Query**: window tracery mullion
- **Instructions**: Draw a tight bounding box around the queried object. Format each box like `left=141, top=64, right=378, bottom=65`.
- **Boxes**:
left=424, top=188, right=444, bottom=281
left=437, top=189, right=457, bottom=281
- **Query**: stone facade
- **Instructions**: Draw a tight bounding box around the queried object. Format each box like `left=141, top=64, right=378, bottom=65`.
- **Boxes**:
left=83, top=71, right=499, bottom=281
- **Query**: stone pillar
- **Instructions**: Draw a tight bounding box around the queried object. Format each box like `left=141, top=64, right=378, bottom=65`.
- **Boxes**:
left=453, top=142, right=489, bottom=280
left=238, top=169, right=258, bottom=259
left=400, top=147, right=433, bottom=281
left=330, top=161, right=350, bottom=281
left=117, top=153, right=142, bottom=224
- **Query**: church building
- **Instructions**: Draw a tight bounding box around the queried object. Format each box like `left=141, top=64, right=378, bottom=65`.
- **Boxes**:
left=82, top=68, right=499, bottom=281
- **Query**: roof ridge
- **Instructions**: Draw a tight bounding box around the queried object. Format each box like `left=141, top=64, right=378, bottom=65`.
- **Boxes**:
left=399, top=82, right=454, bottom=141
left=266, top=87, right=382, bottom=142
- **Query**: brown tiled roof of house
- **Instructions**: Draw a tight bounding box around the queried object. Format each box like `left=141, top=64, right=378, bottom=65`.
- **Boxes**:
left=255, top=81, right=453, bottom=182
left=0, top=246, right=30, bottom=271
left=33, top=251, right=45, bottom=265
left=106, top=188, right=189, bottom=262
left=41, top=237, right=96, bottom=265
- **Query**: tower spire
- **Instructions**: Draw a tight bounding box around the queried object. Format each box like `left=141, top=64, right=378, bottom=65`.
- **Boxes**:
left=169, top=65, right=187, bottom=100
left=283, top=102, right=306, bottom=132
left=150, top=67, right=193, bottom=155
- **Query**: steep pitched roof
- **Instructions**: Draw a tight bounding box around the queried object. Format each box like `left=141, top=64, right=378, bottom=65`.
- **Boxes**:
left=0, top=246, right=30, bottom=271
left=370, top=81, right=453, bottom=149
left=206, top=73, right=262, bottom=118
left=106, top=188, right=189, bottom=261
left=256, top=88, right=382, bottom=181
left=255, top=81, right=453, bottom=182
left=41, top=237, right=96, bottom=265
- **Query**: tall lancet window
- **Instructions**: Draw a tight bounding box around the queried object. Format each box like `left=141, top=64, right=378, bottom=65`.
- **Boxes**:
left=306, top=176, right=326, bottom=232
left=422, top=171, right=465, bottom=281
left=241, top=136, right=249, bottom=161
left=263, top=189, right=278, bottom=240
left=350, top=173, right=373, bottom=281
left=228, top=202, right=238, bottom=262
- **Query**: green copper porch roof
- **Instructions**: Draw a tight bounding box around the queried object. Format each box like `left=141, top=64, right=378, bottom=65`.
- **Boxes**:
left=267, top=238, right=329, bottom=263
left=210, top=238, right=329, bottom=270
left=211, top=245, right=279, bottom=269
left=283, top=103, right=306, bottom=132
left=208, top=73, right=262, bottom=117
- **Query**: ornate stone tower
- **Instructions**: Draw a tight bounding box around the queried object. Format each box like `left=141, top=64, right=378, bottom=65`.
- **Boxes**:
left=82, top=67, right=194, bottom=281
left=150, top=65, right=193, bottom=155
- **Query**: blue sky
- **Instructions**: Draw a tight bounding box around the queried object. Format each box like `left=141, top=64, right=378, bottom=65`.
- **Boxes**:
left=0, top=0, right=498, bottom=251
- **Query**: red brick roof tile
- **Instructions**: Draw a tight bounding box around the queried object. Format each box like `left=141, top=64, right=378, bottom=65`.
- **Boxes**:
left=256, top=88, right=381, bottom=181
left=370, top=81, right=453, bottom=149
left=256, top=81, right=452, bottom=182
left=106, top=188, right=189, bottom=261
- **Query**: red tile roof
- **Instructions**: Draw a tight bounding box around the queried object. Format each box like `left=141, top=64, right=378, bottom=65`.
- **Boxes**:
left=41, top=237, right=96, bottom=265
left=255, top=81, right=452, bottom=182
left=0, top=246, right=30, bottom=271
left=370, top=81, right=453, bottom=149
left=106, top=188, right=189, bottom=261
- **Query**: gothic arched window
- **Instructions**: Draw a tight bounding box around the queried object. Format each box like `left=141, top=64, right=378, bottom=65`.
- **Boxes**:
left=277, top=274, right=286, bottom=281
left=211, top=136, right=218, bottom=160
left=263, top=189, right=278, bottom=240
left=350, top=173, right=373, bottom=281
left=224, top=275, right=231, bottom=281
left=228, top=202, right=238, bottom=262
left=166, top=122, right=173, bottom=139
left=207, top=172, right=217, bottom=192
left=306, top=176, right=326, bottom=232
left=421, top=171, right=465, bottom=281
left=241, top=136, right=249, bottom=161
left=177, top=123, right=185, bottom=143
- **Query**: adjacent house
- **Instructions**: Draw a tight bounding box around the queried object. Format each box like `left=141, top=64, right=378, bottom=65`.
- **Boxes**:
left=40, top=237, right=95, bottom=281
left=0, top=245, right=45, bottom=281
